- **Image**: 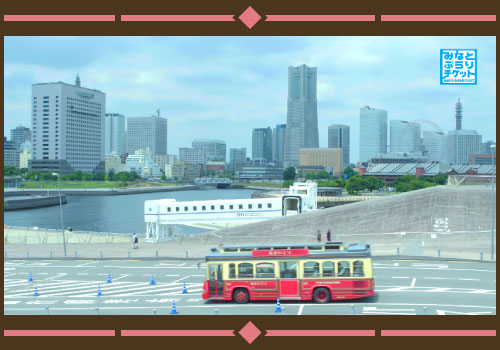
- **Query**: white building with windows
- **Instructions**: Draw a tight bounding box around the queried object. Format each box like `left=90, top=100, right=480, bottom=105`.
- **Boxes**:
left=359, top=106, right=387, bottom=163
left=422, top=131, right=447, bottom=163
left=30, top=78, right=105, bottom=173
left=447, top=129, right=482, bottom=164
left=105, top=113, right=126, bottom=155
left=389, top=120, right=421, bottom=154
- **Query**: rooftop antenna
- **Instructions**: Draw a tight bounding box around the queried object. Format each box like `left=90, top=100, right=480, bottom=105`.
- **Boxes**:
left=75, top=73, right=81, bottom=87
left=157, top=109, right=160, bottom=117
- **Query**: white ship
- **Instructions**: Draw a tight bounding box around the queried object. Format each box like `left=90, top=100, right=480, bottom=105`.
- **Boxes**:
left=144, top=181, right=318, bottom=240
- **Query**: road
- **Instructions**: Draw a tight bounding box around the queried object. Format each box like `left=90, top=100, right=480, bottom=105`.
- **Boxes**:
left=4, top=259, right=496, bottom=315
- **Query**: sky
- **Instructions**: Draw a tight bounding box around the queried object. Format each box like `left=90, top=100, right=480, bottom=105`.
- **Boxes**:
left=4, top=36, right=496, bottom=164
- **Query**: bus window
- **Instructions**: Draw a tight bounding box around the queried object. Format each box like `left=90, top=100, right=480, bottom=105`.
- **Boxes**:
left=353, top=261, right=364, bottom=277
left=322, top=261, right=335, bottom=277
left=279, top=261, right=297, bottom=279
left=303, top=261, right=320, bottom=277
left=229, top=263, right=236, bottom=278
left=256, top=262, right=275, bottom=278
left=338, top=261, right=351, bottom=277
left=238, top=263, right=254, bottom=278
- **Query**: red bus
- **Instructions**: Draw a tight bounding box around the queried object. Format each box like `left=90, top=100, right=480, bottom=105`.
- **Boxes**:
left=202, top=242, right=374, bottom=303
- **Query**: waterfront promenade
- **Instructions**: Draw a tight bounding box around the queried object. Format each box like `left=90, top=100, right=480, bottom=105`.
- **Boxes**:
left=4, top=226, right=494, bottom=261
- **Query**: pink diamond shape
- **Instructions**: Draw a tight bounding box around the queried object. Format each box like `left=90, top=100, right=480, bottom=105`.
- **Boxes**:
left=239, top=6, right=262, bottom=29
left=238, top=321, right=262, bottom=344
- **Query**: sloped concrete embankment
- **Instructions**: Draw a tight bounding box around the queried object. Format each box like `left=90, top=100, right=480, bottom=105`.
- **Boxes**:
left=199, top=186, right=495, bottom=259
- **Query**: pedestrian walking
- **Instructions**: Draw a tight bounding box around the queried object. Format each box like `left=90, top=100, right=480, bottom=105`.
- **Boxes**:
left=316, top=230, right=321, bottom=243
left=326, top=229, right=331, bottom=242
left=133, top=232, right=139, bottom=249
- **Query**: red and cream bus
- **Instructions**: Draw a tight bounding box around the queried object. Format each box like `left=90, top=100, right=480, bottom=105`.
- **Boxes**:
left=202, top=242, right=374, bottom=303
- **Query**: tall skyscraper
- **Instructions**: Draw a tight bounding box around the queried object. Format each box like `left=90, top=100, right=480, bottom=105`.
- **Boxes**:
left=229, top=147, right=247, bottom=171
left=389, top=120, right=422, bottom=153
left=447, top=129, right=482, bottom=164
left=328, top=124, right=350, bottom=168
left=422, top=131, right=447, bottom=163
left=192, top=139, right=226, bottom=162
left=127, top=114, right=168, bottom=155
left=283, top=64, right=318, bottom=167
left=252, top=127, right=273, bottom=163
left=10, top=125, right=31, bottom=149
left=30, top=78, right=105, bottom=173
left=359, top=106, right=388, bottom=163
left=272, top=124, right=287, bottom=166
left=105, top=113, right=126, bottom=156
left=455, top=98, right=463, bottom=130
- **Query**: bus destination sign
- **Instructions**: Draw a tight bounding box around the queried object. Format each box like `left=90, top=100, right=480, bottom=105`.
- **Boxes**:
left=252, top=249, right=309, bottom=257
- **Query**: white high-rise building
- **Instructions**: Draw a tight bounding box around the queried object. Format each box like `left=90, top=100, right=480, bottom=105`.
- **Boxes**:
left=422, top=131, right=447, bottom=163
left=390, top=120, right=422, bottom=153
left=447, top=129, right=482, bottom=164
left=359, top=106, right=387, bottom=163
left=328, top=124, right=350, bottom=168
left=127, top=114, right=168, bottom=155
left=105, top=113, right=126, bottom=156
left=30, top=78, right=105, bottom=173
left=283, top=64, right=319, bottom=168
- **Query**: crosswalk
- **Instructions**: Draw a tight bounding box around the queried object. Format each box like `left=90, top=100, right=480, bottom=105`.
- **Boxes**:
left=4, top=279, right=203, bottom=298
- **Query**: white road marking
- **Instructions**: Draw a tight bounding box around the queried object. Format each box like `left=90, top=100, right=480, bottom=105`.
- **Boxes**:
left=4, top=301, right=22, bottom=305
left=436, top=310, right=493, bottom=315
left=411, top=278, right=416, bottom=287
left=166, top=275, right=180, bottom=277
left=297, top=304, right=304, bottom=315
left=172, top=276, right=190, bottom=283
left=44, top=273, right=67, bottom=281
left=76, top=261, right=99, bottom=267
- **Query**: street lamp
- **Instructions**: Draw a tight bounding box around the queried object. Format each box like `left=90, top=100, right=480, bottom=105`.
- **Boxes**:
left=491, top=145, right=496, bottom=260
left=52, top=172, right=67, bottom=257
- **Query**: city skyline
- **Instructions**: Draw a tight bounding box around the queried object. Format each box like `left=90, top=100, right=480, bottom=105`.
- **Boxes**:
left=4, top=36, right=496, bottom=164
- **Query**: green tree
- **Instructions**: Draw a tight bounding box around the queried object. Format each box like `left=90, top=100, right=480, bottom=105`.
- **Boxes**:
left=434, top=174, right=448, bottom=185
left=365, top=176, right=382, bottom=192
left=107, top=170, right=115, bottom=182
left=282, top=179, right=294, bottom=188
left=72, top=170, right=84, bottom=181
left=305, top=172, right=316, bottom=180
left=346, top=175, right=364, bottom=194
left=82, top=172, right=93, bottom=181
left=342, top=165, right=356, bottom=179
left=161, top=173, right=167, bottom=181
left=316, top=170, right=329, bottom=179
left=283, top=167, right=297, bottom=181
left=93, top=173, right=106, bottom=181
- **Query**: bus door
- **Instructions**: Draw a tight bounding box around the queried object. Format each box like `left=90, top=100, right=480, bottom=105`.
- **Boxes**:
left=208, top=264, right=224, bottom=297
left=279, top=261, right=300, bottom=298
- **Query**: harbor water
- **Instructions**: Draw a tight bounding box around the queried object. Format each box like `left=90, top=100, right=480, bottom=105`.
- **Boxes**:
left=3, top=188, right=256, bottom=235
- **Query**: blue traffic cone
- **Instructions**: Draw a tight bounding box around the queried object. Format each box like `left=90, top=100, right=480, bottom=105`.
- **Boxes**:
left=170, top=300, right=179, bottom=315
left=28, top=272, right=33, bottom=282
left=150, top=273, right=156, bottom=285
left=33, top=286, right=39, bottom=297
left=182, top=281, right=188, bottom=294
left=274, top=298, right=281, bottom=313
left=107, top=273, right=112, bottom=283
left=97, top=284, right=102, bottom=297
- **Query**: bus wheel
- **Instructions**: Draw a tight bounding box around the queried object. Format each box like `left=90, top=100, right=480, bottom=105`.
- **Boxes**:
left=233, top=288, right=249, bottom=304
left=313, top=288, right=331, bottom=304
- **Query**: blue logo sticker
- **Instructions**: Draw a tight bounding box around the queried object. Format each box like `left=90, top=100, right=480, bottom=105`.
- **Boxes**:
left=440, top=49, right=477, bottom=85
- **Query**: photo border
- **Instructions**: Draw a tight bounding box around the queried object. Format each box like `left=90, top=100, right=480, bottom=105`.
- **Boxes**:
left=1, top=0, right=497, bottom=348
